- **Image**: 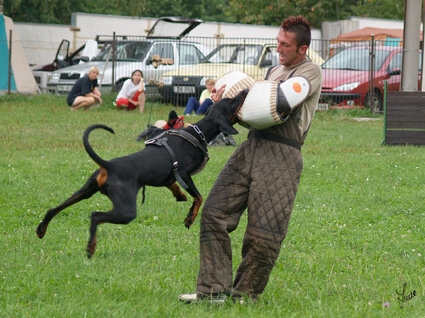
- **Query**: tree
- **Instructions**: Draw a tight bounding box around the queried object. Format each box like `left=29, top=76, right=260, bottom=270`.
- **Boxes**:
left=226, top=0, right=365, bottom=27
left=3, top=0, right=229, bottom=24
left=3, top=0, right=406, bottom=27
left=5, top=0, right=64, bottom=24
left=350, top=0, right=404, bottom=20
left=226, top=0, right=405, bottom=27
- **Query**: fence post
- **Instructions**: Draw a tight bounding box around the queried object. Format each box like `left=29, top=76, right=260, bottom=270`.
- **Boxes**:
left=8, top=29, right=11, bottom=95
left=381, top=81, right=387, bottom=146
left=368, top=35, right=375, bottom=113
left=112, top=32, right=116, bottom=91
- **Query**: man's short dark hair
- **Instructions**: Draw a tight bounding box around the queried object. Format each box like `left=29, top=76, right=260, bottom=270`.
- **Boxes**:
left=280, top=15, right=312, bottom=47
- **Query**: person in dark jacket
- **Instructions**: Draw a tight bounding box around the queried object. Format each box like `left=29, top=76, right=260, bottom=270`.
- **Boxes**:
left=67, top=66, right=102, bottom=111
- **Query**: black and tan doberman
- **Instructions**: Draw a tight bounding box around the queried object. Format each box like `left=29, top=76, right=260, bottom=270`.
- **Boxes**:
left=36, top=90, right=248, bottom=258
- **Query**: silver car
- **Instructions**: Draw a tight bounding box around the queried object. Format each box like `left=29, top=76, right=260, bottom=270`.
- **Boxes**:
left=46, top=17, right=209, bottom=98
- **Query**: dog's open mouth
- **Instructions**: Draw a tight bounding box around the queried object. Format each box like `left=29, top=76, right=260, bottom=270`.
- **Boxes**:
left=231, top=89, right=249, bottom=124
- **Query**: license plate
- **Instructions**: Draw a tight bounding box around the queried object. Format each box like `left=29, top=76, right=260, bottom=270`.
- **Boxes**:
left=173, top=86, right=195, bottom=94
left=57, top=85, right=73, bottom=92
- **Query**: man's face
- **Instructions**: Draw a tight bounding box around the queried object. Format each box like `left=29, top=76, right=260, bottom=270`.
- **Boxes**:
left=276, top=29, right=307, bottom=67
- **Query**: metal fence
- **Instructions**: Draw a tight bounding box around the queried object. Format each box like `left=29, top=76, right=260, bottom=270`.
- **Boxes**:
left=21, top=36, right=326, bottom=68
left=3, top=34, right=418, bottom=111
left=320, top=38, right=421, bottom=112
left=17, top=35, right=326, bottom=100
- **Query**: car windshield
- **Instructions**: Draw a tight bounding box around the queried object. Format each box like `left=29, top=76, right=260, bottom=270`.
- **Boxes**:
left=92, top=41, right=152, bottom=62
left=322, top=48, right=392, bottom=71
left=202, top=44, right=263, bottom=64
left=177, top=43, right=205, bottom=65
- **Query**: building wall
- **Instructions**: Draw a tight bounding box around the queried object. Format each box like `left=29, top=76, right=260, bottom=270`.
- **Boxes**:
left=14, top=12, right=322, bottom=67
left=350, top=16, right=406, bottom=30
left=70, top=12, right=323, bottom=42
left=321, top=20, right=359, bottom=41
left=13, top=12, right=413, bottom=68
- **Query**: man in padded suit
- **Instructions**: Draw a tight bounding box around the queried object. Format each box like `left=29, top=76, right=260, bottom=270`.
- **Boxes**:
left=179, top=15, right=322, bottom=304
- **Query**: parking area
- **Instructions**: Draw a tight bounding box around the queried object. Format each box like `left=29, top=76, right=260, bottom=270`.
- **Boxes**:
left=19, top=34, right=419, bottom=110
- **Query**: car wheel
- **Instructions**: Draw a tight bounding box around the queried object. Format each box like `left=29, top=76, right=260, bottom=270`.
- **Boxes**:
left=364, top=90, right=382, bottom=113
left=113, top=79, right=126, bottom=92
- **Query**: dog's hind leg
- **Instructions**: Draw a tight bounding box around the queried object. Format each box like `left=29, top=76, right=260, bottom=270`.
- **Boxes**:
left=184, top=195, right=203, bottom=229
left=176, top=176, right=202, bottom=229
left=86, top=191, right=138, bottom=258
left=167, top=182, right=188, bottom=202
left=36, top=174, right=99, bottom=239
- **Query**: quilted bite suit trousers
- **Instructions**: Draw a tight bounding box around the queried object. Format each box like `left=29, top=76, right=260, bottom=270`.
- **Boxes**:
left=196, top=136, right=303, bottom=299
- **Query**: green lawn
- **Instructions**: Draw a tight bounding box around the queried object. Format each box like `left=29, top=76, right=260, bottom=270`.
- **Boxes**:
left=1, top=93, right=424, bottom=317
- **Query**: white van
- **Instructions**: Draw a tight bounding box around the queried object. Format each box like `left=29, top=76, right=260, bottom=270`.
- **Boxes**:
left=45, top=17, right=209, bottom=99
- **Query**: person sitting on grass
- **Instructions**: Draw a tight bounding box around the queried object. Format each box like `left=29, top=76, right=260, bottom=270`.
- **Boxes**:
left=115, top=69, right=146, bottom=113
left=66, top=66, right=102, bottom=111
left=183, top=78, right=215, bottom=115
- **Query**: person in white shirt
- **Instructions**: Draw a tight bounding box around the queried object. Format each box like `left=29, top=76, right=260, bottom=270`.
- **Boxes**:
left=115, top=69, right=145, bottom=113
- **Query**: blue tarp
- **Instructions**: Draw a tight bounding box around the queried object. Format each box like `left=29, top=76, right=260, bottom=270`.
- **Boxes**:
left=0, top=14, right=17, bottom=91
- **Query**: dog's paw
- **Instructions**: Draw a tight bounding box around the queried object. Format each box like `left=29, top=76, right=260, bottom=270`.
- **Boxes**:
left=36, top=223, right=46, bottom=239
left=184, top=217, right=193, bottom=229
left=176, top=193, right=188, bottom=202
left=86, top=239, right=97, bottom=259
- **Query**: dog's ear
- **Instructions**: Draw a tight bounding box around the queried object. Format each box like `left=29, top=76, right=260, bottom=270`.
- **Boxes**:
left=206, top=99, right=238, bottom=135
left=216, top=117, right=239, bottom=135
left=212, top=89, right=249, bottom=135
left=229, top=89, right=249, bottom=123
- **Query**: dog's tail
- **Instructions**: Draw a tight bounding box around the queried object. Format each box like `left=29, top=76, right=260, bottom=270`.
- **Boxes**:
left=83, top=124, right=115, bottom=169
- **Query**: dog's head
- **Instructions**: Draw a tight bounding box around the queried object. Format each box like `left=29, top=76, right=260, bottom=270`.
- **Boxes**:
left=205, top=89, right=249, bottom=135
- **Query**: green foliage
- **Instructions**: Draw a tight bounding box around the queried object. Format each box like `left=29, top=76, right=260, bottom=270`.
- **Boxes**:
left=350, top=0, right=405, bottom=20
left=3, top=0, right=405, bottom=28
left=1, top=93, right=425, bottom=316
left=3, top=0, right=231, bottom=25
left=227, top=0, right=404, bottom=28
left=4, top=0, right=70, bottom=24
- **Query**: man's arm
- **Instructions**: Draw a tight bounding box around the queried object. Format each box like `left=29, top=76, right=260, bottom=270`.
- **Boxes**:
left=210, top=84, right=226, bottom=103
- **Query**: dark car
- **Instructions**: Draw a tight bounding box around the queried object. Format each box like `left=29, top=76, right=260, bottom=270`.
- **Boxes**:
left=320, top=46, right=421, bottom=112
left=33, top=39, right=97, bottom=72
left=32, top=37, right=111, bottom=93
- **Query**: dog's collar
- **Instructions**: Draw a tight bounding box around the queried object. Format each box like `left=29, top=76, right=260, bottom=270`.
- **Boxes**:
left=188, top=124, right=206, bottom=144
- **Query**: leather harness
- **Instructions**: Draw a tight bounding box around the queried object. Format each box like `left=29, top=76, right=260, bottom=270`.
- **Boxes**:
left=144, top=124, right=209, bottom=190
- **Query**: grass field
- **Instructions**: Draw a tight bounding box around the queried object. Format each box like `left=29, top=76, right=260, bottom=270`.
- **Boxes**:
left=1, top=93, right=424, bottom=317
